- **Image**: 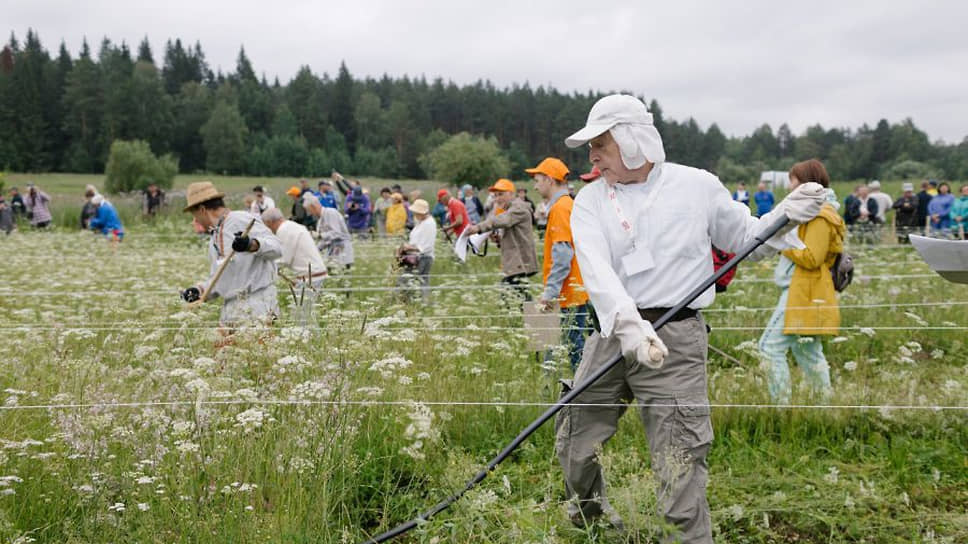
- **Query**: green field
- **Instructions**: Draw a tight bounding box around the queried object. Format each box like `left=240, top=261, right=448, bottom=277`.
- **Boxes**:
left=0, top=180, right=966, bottom=543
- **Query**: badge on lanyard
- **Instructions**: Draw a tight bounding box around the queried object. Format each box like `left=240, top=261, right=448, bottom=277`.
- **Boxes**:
left=622, top=244, right=655, bottom=276
left=608, top=175, right=663, bottom=277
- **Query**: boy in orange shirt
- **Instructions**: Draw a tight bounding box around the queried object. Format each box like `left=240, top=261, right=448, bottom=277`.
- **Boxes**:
left=526, top=158, right=590, bottom=371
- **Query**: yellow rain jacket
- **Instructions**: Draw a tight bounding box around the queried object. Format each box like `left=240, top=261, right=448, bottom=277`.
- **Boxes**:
left=781, top=203, right=846, bottom=336
left=386, top=203, right=407, bottom=235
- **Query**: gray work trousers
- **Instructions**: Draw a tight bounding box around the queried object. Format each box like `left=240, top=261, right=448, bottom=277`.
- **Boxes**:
left=555, top=314, right=713, bottom=544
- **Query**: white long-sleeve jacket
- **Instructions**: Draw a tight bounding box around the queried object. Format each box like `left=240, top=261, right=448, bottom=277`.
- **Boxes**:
left=571, top=162, right=800, bottom=337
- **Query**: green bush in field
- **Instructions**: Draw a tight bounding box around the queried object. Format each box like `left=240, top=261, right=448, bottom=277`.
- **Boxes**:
left=882, top=159, right=941, bottom=181
left=103, top=140, right=178, bottom=194
left=419, top=132, right=510, bottom=188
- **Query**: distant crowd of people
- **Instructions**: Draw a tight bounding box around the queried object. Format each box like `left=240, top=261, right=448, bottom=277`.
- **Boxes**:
left=729, top=178, right=968, bottom=243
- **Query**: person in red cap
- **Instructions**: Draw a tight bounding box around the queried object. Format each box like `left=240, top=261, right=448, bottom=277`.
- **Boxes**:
left=437, top=189, right=470, bottom=236
left=527, top=158, right=590, bottom=372
left=466, top=179, right=538, bottom=304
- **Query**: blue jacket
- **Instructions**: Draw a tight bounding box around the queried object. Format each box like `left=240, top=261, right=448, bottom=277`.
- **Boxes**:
left=89, top=202, right=124, bottom=235
left=318, top=191, right=339, bottom=209
left=754, top=190, right=774, bottom=217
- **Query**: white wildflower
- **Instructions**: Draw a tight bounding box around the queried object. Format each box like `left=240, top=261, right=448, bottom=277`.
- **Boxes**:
left=727, top=504, right=744, bottom=521
left=905, top=341, right=922, bottom=352
left=174, top=440, right=200, bottom=454
left=823, top=466, right=839, bottom=484
left=898, top=345, right=913, bottom=358
left=843, top=361, right=857, bottom=371
left=108, top=502, right=125, bottom=512
left=368, top=355, right=413, bottom=378
left=903, top=312, right=928, bottom=326
left=930, top=349, right=944, bottom=360
left=137, top=502, right=150, bottom=511
left=184, top=378, right=210, bottom=394
left=398, top=375, right=413, bottom=385
left=831, top=336, right=849, bottom=344
left=858, top=327, right=875, bottom=337
left=290, top=381, right=332, bottom=401
left=844, top=493, right=855, bottom=508
left=235, top=408, right=274, bottom=433
left=192, top=356, right=218, bottom=372
left=135, top=476, right=155, bottom=485
left=171, top=420, right=195, bottom=436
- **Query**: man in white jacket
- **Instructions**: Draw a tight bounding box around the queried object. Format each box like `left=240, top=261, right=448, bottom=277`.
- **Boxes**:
left=556, top=95, right=826, bottom=543
left=262, top=205, right=327, bottom=324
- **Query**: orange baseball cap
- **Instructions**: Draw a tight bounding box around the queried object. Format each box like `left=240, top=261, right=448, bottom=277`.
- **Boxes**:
left=525, top=157, right=569, bottom=182
left=286, top=186, right=302, bottom=197
left=489, top=179, right=515, bottom=193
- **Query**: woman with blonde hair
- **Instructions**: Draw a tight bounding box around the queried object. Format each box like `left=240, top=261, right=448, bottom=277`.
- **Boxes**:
left=759, top=159, right=846, bottom=404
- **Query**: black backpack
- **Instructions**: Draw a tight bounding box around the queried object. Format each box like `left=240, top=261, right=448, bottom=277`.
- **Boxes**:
left=831, top=251, right=854, bottom=292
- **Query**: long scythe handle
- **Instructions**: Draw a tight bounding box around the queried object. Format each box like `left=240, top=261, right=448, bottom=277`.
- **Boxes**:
left=361, top=215, right=790, bottom=543
left=189, top=218, right=257, bottom=308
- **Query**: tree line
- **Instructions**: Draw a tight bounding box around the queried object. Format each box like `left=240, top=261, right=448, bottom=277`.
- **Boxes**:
left=2, top=29, right=966, bottom=183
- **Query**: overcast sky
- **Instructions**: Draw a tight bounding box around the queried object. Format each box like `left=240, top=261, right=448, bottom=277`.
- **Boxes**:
left=8, top=0, right=968, bottom=143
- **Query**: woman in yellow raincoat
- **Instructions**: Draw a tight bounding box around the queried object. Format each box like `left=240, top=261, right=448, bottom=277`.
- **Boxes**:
left=385, top=193, right=408, bottom=235
left=759, top=159, right=846, bottom=404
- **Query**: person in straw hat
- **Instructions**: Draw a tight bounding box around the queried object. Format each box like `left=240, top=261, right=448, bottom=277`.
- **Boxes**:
left=555, top=94, right=826, bottom=541
left=396, top=198, right=436, bottom=301
left=181, top=181, right=282, bottom=326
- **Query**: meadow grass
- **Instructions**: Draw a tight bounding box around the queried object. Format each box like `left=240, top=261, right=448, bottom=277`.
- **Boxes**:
left=0, top=206, right=966, bottom=542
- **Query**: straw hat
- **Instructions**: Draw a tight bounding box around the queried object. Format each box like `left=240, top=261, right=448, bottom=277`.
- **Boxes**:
left=183, top=181, right=225, bottom=212
left=410, top=199, right=430, bottom=215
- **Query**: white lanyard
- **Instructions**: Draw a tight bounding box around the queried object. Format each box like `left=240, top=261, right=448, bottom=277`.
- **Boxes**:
left=605, top=165, right=665, bottom=249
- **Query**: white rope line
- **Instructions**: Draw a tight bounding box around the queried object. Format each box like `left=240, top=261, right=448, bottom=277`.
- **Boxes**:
left=2, top=399, right=966, bottom=412
left=2, top=300, right=964, bottom=328
left=0, top=284, right=544, bottom=296
left=0, top=273, right=950, bottom=297
left=0, top=324, right=963, bottom=332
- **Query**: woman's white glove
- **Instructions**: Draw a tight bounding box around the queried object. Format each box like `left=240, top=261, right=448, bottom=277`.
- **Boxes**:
left=613, top=311, right=669, bottom=369
left=776, top=182, right=826, bottom=224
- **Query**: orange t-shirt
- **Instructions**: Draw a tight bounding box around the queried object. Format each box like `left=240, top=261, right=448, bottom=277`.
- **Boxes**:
left=543, top=195, right=588, bottom=308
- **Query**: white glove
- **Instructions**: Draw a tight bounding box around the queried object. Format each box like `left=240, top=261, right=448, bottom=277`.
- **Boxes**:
left=776, top=182, right=826, bottom=224
left=613, top=311, right=669, bottom=369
